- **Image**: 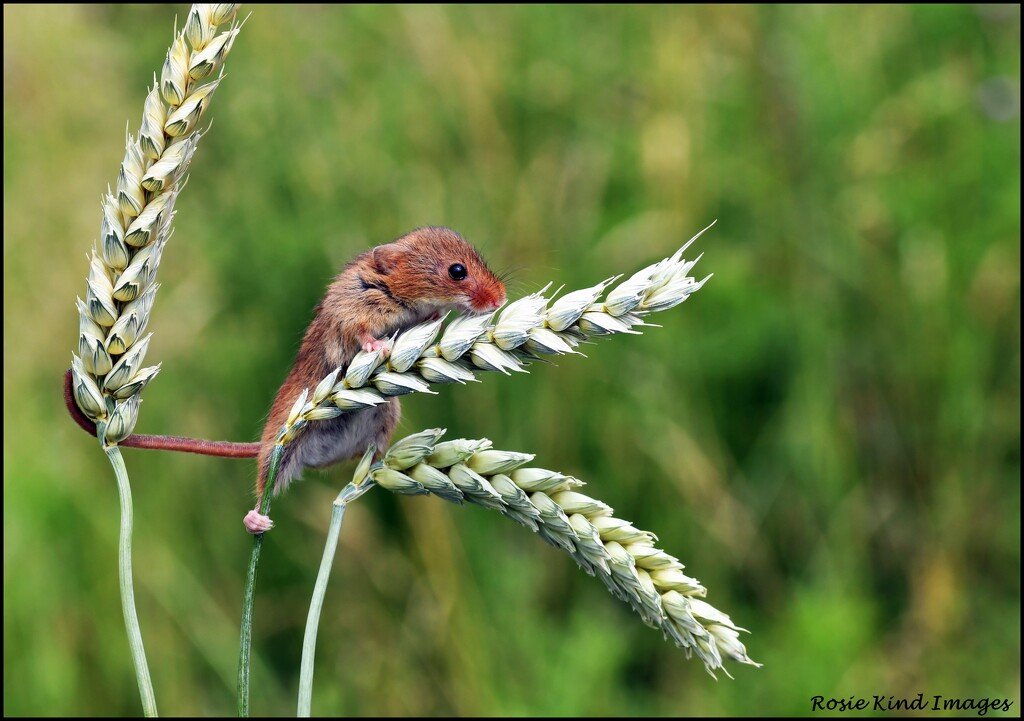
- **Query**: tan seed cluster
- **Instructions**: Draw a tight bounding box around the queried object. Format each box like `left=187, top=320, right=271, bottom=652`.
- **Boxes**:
left=351, top=428, right=758, bottom=677
left=71, top=4, right=242, bottom=444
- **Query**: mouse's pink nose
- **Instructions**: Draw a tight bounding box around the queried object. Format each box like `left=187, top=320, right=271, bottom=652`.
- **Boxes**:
left=472, top=286, right=506, bottom=313
left=487, top=292, right=506, bottom=311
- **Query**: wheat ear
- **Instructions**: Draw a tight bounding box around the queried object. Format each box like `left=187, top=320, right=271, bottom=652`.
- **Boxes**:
left=275, top=223, right=714, bottom=447
left=373, top=429, right=758, bottom=677
left=69, top=5, right=244, bottom=715
left=71, top=3, right=242, bottom=443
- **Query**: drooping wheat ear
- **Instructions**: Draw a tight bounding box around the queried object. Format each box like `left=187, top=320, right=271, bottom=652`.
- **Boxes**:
left=274, top=223, right=714, bottom=447
left=71, top=4, right=242, bottom=445
left=310, top=428, right=758, bottom=684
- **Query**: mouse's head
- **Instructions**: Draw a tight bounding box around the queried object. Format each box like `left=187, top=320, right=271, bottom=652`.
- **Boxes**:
left=372, top=226, right=506, bottom=314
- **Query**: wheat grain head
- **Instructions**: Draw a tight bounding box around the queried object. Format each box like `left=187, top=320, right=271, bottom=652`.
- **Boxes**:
left=349, top=427, right=758, bottom=678
left=70, top=4, right=242, bottom=444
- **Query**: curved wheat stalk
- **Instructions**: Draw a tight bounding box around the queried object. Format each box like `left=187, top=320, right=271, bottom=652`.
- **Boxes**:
left=371, top=429, right=757, bottom=677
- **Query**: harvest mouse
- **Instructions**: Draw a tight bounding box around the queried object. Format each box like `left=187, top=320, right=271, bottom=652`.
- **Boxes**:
left=243, top=226, right=506, bottom=533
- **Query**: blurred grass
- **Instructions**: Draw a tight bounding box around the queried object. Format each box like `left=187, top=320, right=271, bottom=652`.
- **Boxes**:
left=3, top=4, right=1020, bottom=716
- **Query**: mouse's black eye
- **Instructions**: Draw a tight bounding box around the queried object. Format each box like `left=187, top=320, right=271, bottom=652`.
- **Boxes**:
left=448, top=263, right=468, bottom=281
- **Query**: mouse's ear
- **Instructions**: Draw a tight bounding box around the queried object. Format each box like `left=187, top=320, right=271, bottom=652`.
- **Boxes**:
left=371, top=243, right=402, bottom=275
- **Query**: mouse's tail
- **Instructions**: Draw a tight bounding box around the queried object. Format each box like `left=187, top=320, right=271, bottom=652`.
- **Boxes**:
left=64, top=369, right=260, bottom=458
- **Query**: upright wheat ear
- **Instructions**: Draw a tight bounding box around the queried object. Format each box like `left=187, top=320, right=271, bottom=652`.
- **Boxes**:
left=70, top=6, right=245, bottom=716
left=72, top=3, right=242, bottom=444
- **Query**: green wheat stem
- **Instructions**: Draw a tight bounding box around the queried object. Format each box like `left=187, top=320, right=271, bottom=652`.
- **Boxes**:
left=104, top=445, right=158, bottom=717
left=237, top=443, right=283, bottom=717
left=297, top=499, right=348, bottom=716
left=298, top=451, right=377, bottom=716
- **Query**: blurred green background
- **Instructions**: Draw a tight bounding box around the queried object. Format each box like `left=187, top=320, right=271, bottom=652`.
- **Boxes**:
left=4, top=4, right=1020, bottom=716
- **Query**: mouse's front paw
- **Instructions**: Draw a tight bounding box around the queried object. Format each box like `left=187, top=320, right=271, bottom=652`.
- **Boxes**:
left=361, top=336, right=392, bottom=357
left=243, top=507, right=274, bottom=534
